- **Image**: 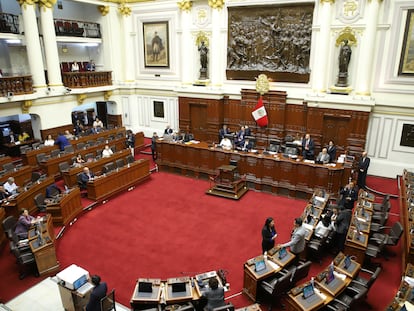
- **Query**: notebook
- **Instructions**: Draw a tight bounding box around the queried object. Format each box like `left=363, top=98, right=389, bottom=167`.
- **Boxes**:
left=302, top=283, right=315, bottom=299
left=254, top=259, right=266, bottom=272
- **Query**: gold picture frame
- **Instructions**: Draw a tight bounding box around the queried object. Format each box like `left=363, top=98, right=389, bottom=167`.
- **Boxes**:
left=399, top=9, right=414, bottom=75
left=143, top=21, right=169, bottom=68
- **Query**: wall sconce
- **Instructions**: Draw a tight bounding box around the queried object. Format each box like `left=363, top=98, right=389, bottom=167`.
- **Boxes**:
left=62, top=45, right=68, bottom=53
left=7, top=92, right=13, bottom=100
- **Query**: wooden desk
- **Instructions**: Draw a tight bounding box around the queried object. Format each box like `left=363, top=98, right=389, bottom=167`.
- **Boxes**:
left=334, top=257, right=360, bottom=278
left=165, top=278, right=194, bottom=304
left=0, top=165, right=32, bottom=186
left=286, top=286, right=332, bottom=311
left=157, top=141, right=348, bottom=197
left=58, top=282, right=92, bottom=311
left=0, top=155, right=14, bottom=168
left=130, top=278, right=162, bottom=308
left=21, top=145, right=59, bottom=167
left=315, top=269, right=349, bottom=297
left=2, top=139, right=38, bottom=156
left=86, top=159, right=150, bottom=201
left=62, top=148, right=131, bottom=187
left=2, top=176, right=55, bottom=217
left=45, top=187, right=82, bottom=226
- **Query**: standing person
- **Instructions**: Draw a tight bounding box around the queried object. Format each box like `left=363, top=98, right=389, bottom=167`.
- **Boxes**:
left=301, top=133, right=314, bottom=160
left=151, top=132, right=158, bottom=161
left=278, top=218, right=307, bottom=265
left=86, top=275, right=107, bottom=311
left=261, top=217, right=277, bottom=254
left=339, top=181, right=358, bottom=209
left=126, top=130, right=135, bottom=156
left=55, top=132, right=70, bottom=151
left=332, top=206, right=352, bottom=253
left=357, top=151, right=370, bottom=189
left=202, top=277, right=225, bottom=311
left=151, top=31, right=163, bottom=62
left=326, top=140, right=337, bottom=163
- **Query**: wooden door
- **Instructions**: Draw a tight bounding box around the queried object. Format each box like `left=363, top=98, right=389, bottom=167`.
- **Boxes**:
left=190, top=104, right=208, bottom=141
left=323, top=116, right=350, bottom=154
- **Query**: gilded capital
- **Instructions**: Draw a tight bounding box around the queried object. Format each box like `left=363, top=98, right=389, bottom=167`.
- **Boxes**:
left=38, top=0, right=57, bottom=9
left=335, top=27, right=357, bottom=47
left=177, top=0, right=192, bottom=12
left=22, top=100, right=32, bottom=114
left=118, top=3, right=131, bottom=16
left=18, top=0, right=36, bottom=8
left=77, top=94, right=87, bottom=105
left=98, top=5, right=110, bottom=16
left=320, top=0, right=335, bottom=3
left=208, top=0, right=225, bottom=10
left=104, top=91, right=113, bottom=101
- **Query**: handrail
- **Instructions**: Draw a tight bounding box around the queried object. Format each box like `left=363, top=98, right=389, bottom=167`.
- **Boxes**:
left=0, top=75, right=33, bottom=97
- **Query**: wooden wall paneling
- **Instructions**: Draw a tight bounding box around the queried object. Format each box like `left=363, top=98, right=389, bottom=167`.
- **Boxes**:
left=178, top=97, right=191, bottom=132
left=305, top=107, right=325, bottom=152
left=41, top=124, right=74, bottom=141
left=284, top=104, right=306, bottom=140
left=107, top=114, right=122, bottom=128
left=322, top=112, right=351, bottom=156
left=296, top=163, right=313, bottom=194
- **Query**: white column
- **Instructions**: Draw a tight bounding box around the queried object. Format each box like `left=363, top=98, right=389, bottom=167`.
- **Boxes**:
left=20, top=2, right=46, bottom=88
left=210, top=8, right=222, bottom=86
left=121, top=14, right=135, bottom=83
left=180, top=10, right=192, bottom=84
left=354, top=0, right=381, bottom=96
left=39, top=4, right=63, bottom=88
left=311, top=1, right=333, bottom=93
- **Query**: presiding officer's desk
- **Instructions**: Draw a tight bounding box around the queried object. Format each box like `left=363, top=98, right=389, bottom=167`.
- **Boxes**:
left=243, top=249, right=295, bottom=302
left=45, top=187, right=82, bottom=226
left=86, top=158, right=150, bottom=202
left=156, top=140, right=349, bottom=197
left=1, top=175, right=55, bottom=217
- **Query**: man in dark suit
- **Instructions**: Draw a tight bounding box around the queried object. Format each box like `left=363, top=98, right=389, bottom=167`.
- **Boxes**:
left=339, top=181, right=358, bottom=209
left=164, top=125, right=173, bottom=135
left=240, top=137, right=253, bottom=151
left=326, top=140, right=337, bottom=163
left=332, top=206, right=352, bottom=252
left=80, top=167, right=94, bottom=189
left=86, top=275, right=108, bottom=311
left=218, top=124, right=230, bottom=141
left=357, top=151, right=370, bottom=189
left=235, top=126, right=245, bottom=148
left=301, top=133, right=314, bottom=160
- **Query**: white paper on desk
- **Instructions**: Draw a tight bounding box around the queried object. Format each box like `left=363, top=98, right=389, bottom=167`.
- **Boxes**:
left=404, top=301, right=414, bottom=311
left=303, top=223, right=314, bottom=231
left=315, top=196, right=326, bottom=202
left=404, top=276, right=414, bottom=287
left=356, top=217, right=367, bottom=223
left=333, top=271, right=346, bottom=281
left=267, top=260, right=280, bottom=270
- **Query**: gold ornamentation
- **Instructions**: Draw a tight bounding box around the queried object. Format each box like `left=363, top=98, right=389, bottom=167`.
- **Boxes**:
left=343, top=0, right=357, bottom=16
left=255, top=74, right=270, bottom=95
left=99, top=5, right=110, bottom=16
left=118, top=2, right=131, bottom=16
left=18, top=0, right=36, bottom=9
left=208, top=0, right=224, bottom=10
left=320, top=0, right=335, bottom=3
left=335, top=27, right=357, bottom=47
left=195, top=31, right=209, bottom=47
left=22, top=100, right=32, bottom=114
left=38, top=0, right=57, bottom=9
left=77, top=94, right=87, bottom=104
left=177, top=0, right=192, bottom=12
left=104, top=91, right=113, bottom=101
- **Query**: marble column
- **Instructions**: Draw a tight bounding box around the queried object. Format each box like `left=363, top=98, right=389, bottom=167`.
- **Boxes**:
left=19, top=0, right=46, bottom=88
left=209, top=7, right=222, bottom=86
left=119, top=6, right=135, bottom=83
left=355, top=0, right=382, bottom=96
left=180, top=8, right=192, bottom=84
left=39, top=1, right=63, bottom=88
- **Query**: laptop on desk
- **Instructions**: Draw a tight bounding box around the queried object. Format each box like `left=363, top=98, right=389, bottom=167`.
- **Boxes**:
left=254, top=259, right=266, bottom=273
left=302, top=283, right=315, bottom=299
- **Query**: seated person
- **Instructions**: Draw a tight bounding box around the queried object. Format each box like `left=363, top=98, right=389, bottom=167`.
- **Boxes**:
left=93, top=117, right=104, bottom=129
left=15, top=209, right=38, bottom=239
left=44, top=134, right=55, bottom=146
left=239, top=137, right=253, bottom=151
left=301, top=133, right=314, bottom=160
left=46, top=183, right=61, bottom=198
left=74, top=120, right=84, bottom=136
left=183, top=129, right=194, bottom=142
left=219, top=137, right=233, bottom=150
left=4, top=177, right=18, bottom=195
left=244, top=125, right=251, bottom=136
left=86, top=60, right=95, bottom=71
left=86, top=275, right=107, bottom=311
left=0, top=185, right=10, bottom=201
left=74, top=153, right=85, bottom=167
left=102, top=145, right=113, bottom=158
left=6, top=131, right=17, bottom=143
left=80, top=167, right=94, bottom=189
left=18, top=131, right=30, bottom=143
left=164, top=125, right=173, bottom=135
left=202, top=278, right=225, bottom=311
left=316, top=148, right=330, bottom=164
left=64, top=130, right=75, bottom=140
left=314, top=215, right=333, bottom=239
left=90, top=125, right=102, bottom=134
left=172, top=131, right=182, bottom=142
left=71, top=61, right=79, bottom=72
left=218, top=125, right=230, bottom=141
left=338, top=182, right=358, bottom=209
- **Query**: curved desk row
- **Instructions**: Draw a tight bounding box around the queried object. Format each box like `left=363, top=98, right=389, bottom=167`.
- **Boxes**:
left=156, top=141, right=350, bottom=197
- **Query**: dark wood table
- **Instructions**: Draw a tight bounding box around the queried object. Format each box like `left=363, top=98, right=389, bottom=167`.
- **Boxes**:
left=157, top=141, right=350, bottom=197
left=87, top=159, right=150, bottom=202
left=45, top=187, right=82, bottom=226
left=2, top=139, right=39, bottom=157
left=0, top=165, right=32, bottom=186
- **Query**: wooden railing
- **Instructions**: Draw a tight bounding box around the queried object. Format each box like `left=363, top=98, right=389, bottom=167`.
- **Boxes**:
left=0, top=76, right=33, bottom=97
left=0, top=13, right=19, bottom=34
left=62, top=71, right=112, bottom=88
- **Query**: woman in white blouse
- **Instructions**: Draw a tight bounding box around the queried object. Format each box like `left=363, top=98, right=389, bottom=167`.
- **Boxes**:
left=44, top=134, right=55, bottom=146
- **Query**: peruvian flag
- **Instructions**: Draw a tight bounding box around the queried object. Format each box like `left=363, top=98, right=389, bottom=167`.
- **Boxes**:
left=251, top=96, right=268, bottom=127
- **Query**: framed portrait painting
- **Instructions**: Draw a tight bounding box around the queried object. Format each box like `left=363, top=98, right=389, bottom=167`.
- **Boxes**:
left=143, top=21, right=169, bottom=68
left=399, top=9, right=414, bottom=75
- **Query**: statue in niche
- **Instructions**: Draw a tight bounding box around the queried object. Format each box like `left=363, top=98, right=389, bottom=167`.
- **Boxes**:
left=198, top=41, right=209, bottom=80
left=336, top=39, right=352, bottom=87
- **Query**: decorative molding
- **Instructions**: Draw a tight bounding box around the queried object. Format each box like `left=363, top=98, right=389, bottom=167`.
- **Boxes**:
left=98, top=5, right=110, bottom=16
left=335, top=27, right=357, bottom=47
left=177, top=0, right=192, bottom=12
left=77, top=94, right=87, bottom=104
left=208, top=0, right=225, bottom=10
left=195, top=31, right=209, bottom=47
left=22, top=100, right=32, bottom=114
left=38, top=0, right=57, bottom=9
left=104, top=91, right=113, bottom=101
left=18, top=0, right=36, bottom=9
left=255, top=74, right=270, bottom=95
left=320, top=0, right=335, bottom=3
left=118, top=3, right=131, bottom=16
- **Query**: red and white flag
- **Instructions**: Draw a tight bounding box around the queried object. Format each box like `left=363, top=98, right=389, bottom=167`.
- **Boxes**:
left=251, top=96, right=268, bottom=127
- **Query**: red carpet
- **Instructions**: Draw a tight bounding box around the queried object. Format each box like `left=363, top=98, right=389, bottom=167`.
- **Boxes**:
left=0, top=152, right=403, bottom=311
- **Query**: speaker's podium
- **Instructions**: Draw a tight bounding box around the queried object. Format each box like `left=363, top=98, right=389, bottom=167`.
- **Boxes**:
left=206, top=164, right=248, bottom=200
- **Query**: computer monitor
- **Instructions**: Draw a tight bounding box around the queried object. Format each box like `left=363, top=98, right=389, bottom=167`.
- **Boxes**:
left=254, top=259, right=266, bottom=272
left=325, top=265, right=335, bottom=284
left=344, top=255, right=352, bottom=270
left=172, top=282, right=187, bottom=293
left=302, top=283, right=315, bottom=299
left=278, top=247, right=287, bottom=259
left=138, top=281, right=153, bottom=293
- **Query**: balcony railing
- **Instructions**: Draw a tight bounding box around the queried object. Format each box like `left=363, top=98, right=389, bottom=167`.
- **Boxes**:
left=62, top=71, right=112, bottom=88
left=0, top=76, right=33, bottom=97
left=54, top=19, right=101, bottom=38
left=0, top=13, right=19, bottom=34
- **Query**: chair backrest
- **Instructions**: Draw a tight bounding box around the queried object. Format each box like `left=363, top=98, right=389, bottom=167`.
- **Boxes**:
left=59, top=162, right=70, bottom=172
left=100, top=288, right=116, bottom=311
left=85, top=153, right=94, bottom=161
left=51, top=149, right=60, bottom=158
left=64, top=144, right=74, bottom=153
left=126, top=155, right=134, bottom=164
left=291, top=261, right=312, bottom=285
left=272, top=271, right=294, bottom=297
left=77, top=142, right=85, bottom=150
left=36, top=153, right=46, bottom=164
left=34, top=193, right=45, bottom=206
left=31, top=171, right=41, bottom=182
left=348, top=286, right=368, bottom=308
left=116, top=159, right=124, bottom=168
left=3, top=162, right=14, bottom=172
left=390, top=222, right=404, bottom=245
left=366, top=266, right=381, bottom=289
left=2, top=216, right=17, bottom=239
